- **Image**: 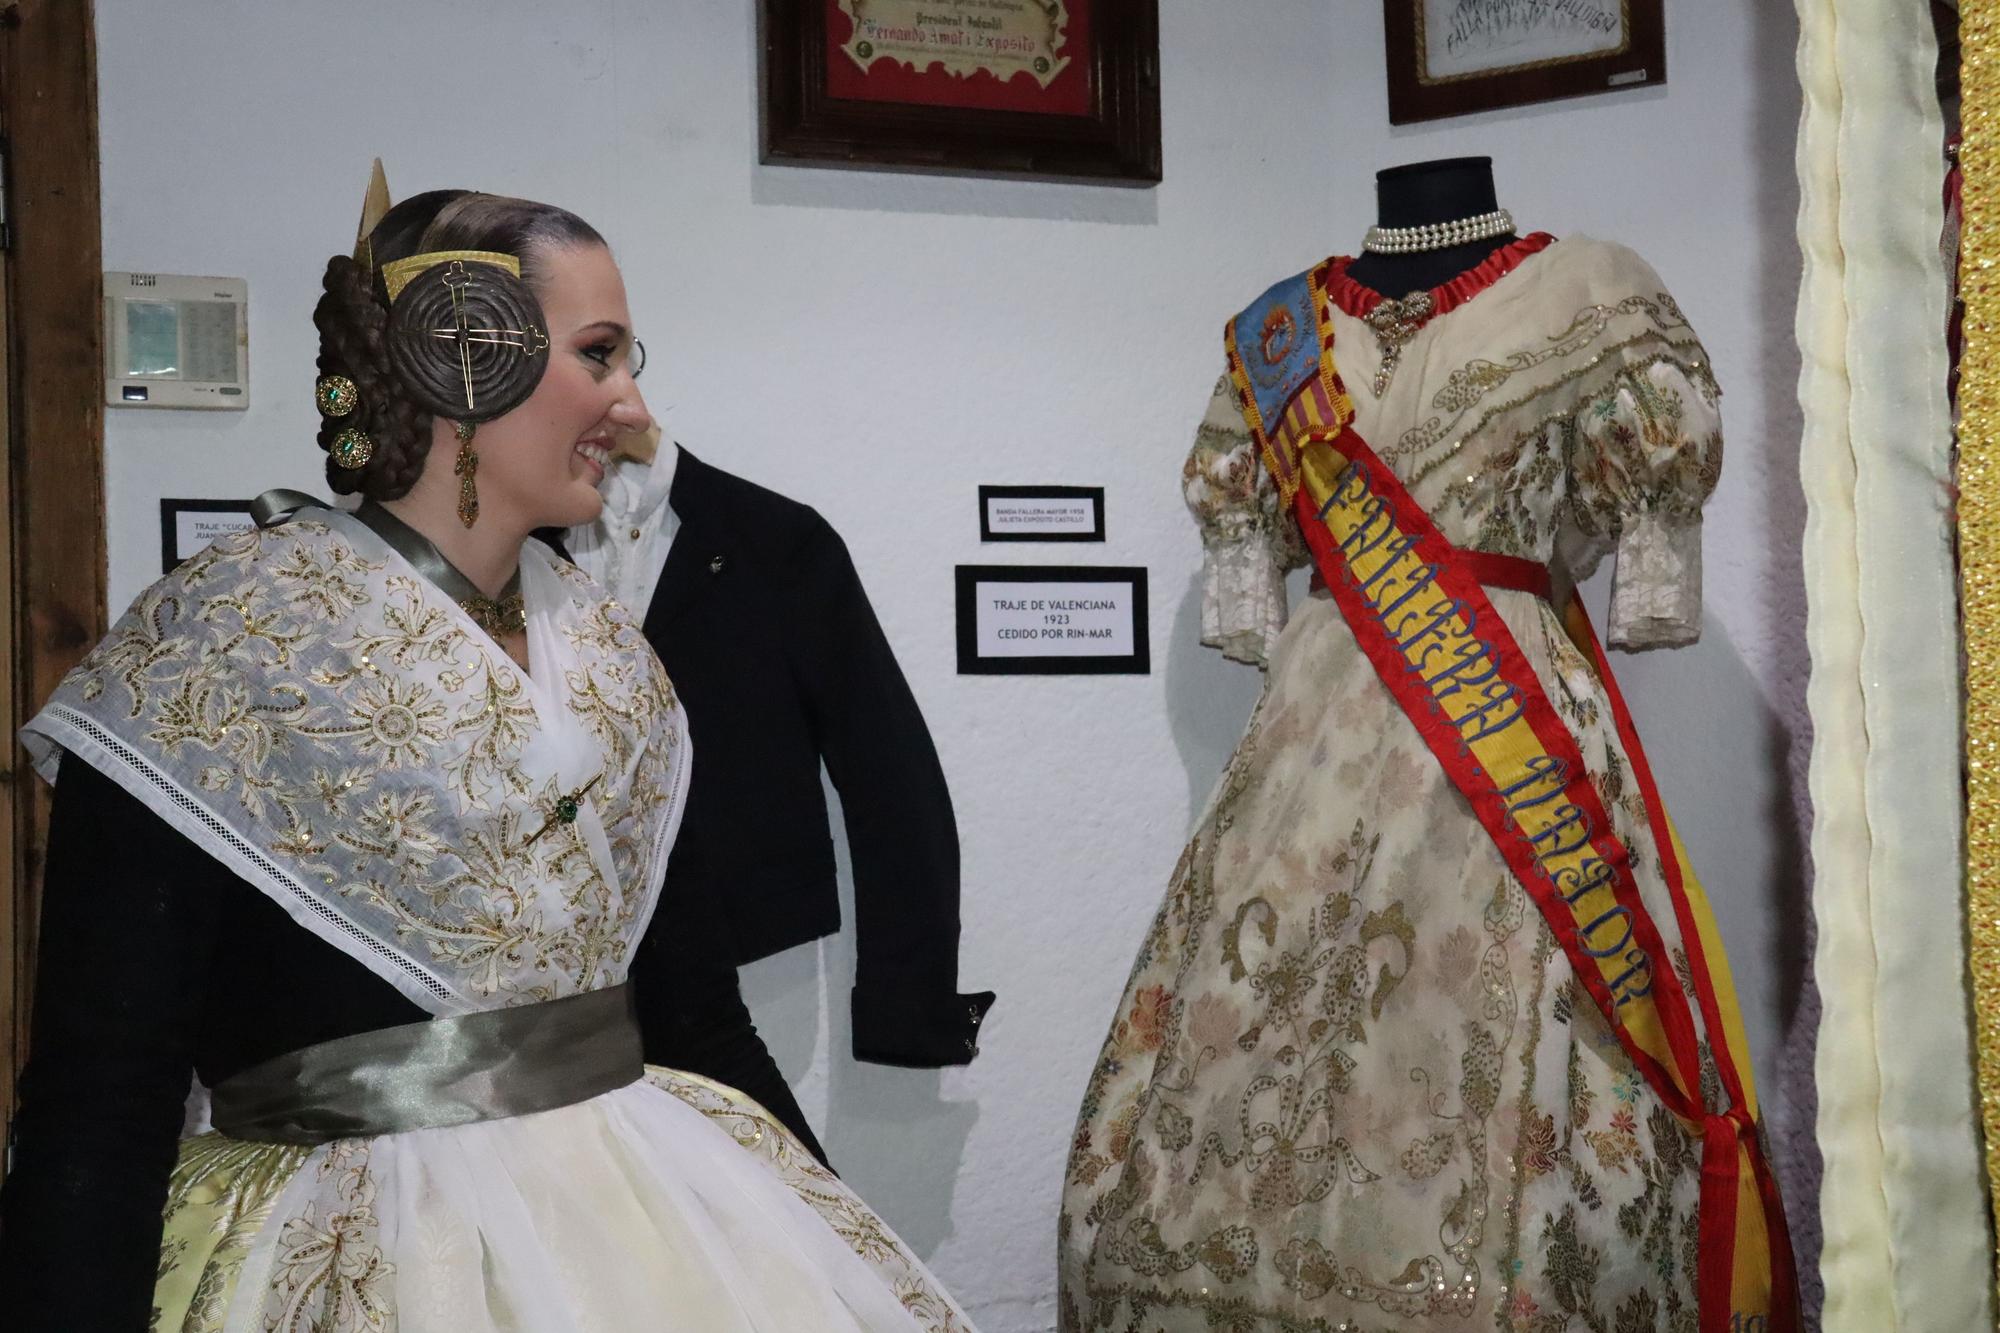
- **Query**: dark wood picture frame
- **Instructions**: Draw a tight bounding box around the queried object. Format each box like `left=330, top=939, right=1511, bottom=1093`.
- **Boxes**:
left=1384, top=1, right=1665, bottom=125
left=759, top=0, right=1161, bottom=185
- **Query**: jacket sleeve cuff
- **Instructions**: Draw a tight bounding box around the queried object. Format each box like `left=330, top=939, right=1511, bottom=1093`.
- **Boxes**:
left=850, top=985, right=996, bottom=1068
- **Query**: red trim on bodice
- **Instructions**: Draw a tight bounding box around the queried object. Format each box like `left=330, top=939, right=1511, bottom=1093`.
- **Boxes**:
left=1323, top=231, right=1558, bottom=320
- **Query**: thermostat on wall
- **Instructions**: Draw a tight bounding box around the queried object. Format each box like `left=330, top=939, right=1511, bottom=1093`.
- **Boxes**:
left=103, top=271, right=248, bottom=409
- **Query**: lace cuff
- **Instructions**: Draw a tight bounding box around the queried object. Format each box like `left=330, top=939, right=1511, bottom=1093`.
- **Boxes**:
left=1608, top=513, right=1703, bottom=649
left=1201, top=527, right=1290, bottom=668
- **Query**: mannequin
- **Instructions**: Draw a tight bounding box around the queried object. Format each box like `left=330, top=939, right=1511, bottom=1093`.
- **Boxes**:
left=1061, top=149, right=1799, bottom=1330
left=1344, top=155, right=1519, bottom=296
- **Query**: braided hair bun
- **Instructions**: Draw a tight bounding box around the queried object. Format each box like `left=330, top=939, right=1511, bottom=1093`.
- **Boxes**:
left=313, top=254, right=430, bottom=499
left=310, top=189, right=605, bottom=499
left=383, top=259, right=548, bottom=423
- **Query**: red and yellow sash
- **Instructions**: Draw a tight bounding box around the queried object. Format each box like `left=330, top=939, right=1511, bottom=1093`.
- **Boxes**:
left=1224, top=263, right=1796, bottom=1333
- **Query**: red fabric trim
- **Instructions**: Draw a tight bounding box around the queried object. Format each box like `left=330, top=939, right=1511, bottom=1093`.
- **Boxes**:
left=1323, top=231, right=1557, bottom=320
left=1294, top=430, right=1707, bottom=1115
left=1576, top=608, right=1744, bottom=1105
left=1571, top=605, right=1800, bottom=1331
left=1315, top=552, right=1551, bottom=599
left=1698, top=1115, right=1744, bottom=1333
left=1459, top=551, right=1552, bottom=599
left=1761, top=1156, right=1801, bottom=1333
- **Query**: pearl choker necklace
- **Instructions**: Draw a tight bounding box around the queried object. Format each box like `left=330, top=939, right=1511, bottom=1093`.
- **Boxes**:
left=1362, top=209, right=1516, bottom=255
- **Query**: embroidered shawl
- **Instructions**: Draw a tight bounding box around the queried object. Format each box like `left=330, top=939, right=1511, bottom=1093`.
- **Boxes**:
left=23, top=510, right=690, bottom=1015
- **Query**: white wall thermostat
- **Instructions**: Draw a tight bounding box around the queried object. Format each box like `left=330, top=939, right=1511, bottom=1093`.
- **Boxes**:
left=103, top=271, right=249, bottom=409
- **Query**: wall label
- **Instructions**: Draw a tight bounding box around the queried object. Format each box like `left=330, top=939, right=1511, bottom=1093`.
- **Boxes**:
left=955, top=564, right=1148, bottom=675
left=160, top=498, right=255, bottom=573
left=978, top=485, right=1105, bottom=542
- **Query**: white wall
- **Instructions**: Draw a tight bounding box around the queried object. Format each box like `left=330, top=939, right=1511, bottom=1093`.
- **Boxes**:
left=96, top=4, right=1811, bottom=1329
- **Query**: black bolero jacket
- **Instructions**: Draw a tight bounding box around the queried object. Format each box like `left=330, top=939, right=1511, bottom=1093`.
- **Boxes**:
left=644, top=450, right=993, bottom=1066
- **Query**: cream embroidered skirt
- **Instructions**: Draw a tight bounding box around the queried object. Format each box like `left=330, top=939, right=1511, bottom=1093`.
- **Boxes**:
left=152, top=1067, right=974, bottom=1332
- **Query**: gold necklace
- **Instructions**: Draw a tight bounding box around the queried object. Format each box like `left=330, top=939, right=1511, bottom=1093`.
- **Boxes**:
left=354, top=501, right=525, bottom=638
left=457, top=590, right=527, bottom=638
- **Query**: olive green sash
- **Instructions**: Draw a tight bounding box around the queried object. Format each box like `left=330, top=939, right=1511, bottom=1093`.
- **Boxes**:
left=210, top=984, right=642, bottom=1145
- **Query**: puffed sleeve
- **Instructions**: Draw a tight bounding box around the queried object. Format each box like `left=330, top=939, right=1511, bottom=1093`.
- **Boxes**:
left=1185, top=372, right=1309, bottom=668
left=1563, top=333, right=1723, bottom=650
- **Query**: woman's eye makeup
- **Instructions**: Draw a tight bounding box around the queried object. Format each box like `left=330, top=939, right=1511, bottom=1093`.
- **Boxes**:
left=572, top=323, right=634, bottom=377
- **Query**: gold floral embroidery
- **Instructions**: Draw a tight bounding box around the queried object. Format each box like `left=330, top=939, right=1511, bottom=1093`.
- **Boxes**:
left=29, top=515, right=687, bottom=1009
left=1427, top=294, right=1693, bottom=419
left=645, top=1067, right=974, bottom=1333
left=268, top=537, right=375, bottom=624
left=1415, top=353, right=1721, bottom=560
left=1387, top=291, right=1705, bottom=469
left=258, top=1142, right=393, bottom=1333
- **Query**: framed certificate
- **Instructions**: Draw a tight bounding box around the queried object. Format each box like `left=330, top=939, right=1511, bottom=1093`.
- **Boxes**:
left=1384, top=0, right=1665, bottom=124
left=760, top=0, right=1162, bottom=184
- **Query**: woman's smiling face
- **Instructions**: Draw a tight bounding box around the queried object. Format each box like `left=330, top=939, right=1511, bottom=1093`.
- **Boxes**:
left=463, top=242, right=651, bottom=532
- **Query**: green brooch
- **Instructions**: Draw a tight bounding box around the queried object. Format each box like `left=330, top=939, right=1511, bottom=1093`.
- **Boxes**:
left=523, top=773, right=602, bottom=848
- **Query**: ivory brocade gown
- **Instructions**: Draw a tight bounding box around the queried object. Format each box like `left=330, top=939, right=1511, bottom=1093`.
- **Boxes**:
left=1058, top=236, right=1776, bottom=1333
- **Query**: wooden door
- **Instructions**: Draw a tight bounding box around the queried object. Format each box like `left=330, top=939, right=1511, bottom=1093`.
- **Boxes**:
left=0, top=0, right=108, bottom=1177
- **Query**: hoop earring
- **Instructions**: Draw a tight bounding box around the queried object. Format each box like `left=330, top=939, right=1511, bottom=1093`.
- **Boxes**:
left=454, top=421, right=479, bottom=528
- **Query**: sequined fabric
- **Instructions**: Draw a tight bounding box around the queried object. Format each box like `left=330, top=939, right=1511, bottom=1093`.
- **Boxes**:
left=1061, top=238, right=1730, bottom=1332
left=22, top=511, right=690, bottom=1014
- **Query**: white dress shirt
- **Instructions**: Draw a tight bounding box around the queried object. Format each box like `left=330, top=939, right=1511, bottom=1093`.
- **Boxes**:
left=566, top=442, right=682, bottom=620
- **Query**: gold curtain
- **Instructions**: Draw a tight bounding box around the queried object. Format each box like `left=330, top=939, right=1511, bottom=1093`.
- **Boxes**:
left=1965, top=0, right=2000, bottom=1315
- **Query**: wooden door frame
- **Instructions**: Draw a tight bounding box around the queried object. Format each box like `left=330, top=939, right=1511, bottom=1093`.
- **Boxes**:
left=0, top=0, right=108, bottom=1168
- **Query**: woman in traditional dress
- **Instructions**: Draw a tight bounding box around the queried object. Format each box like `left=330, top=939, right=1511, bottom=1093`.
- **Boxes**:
left=1059, top=217, right=1795, bottom=1332
left=0, top=178, right=974, bottom=1332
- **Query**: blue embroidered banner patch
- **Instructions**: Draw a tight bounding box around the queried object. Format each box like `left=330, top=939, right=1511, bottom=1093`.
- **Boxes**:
left=1229, top=273, right=1318, bottom=430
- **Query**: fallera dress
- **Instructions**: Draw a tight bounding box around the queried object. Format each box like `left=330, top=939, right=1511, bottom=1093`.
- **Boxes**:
left=1058, top=235, right=1792, bottom=1333
left=7, top=506, right=976, bottom=1333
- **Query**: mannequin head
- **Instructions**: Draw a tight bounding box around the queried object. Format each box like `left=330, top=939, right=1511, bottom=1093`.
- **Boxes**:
left=1347, top=156, right=1517, bottom=295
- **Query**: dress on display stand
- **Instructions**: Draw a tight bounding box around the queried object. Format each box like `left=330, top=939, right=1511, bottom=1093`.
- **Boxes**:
left=1059, top=234, right=1794, bottom=1332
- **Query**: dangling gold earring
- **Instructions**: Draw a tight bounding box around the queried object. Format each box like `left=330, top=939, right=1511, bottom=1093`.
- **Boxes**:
left=454, top=421, right=480, bottom=528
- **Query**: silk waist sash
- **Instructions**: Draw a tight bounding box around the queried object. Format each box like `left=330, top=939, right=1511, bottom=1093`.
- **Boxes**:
left=210, top=984, right=643, bottom=1145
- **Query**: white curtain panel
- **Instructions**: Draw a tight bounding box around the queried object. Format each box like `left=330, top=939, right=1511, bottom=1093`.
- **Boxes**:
left=1795, top=0, right=1991, bottom=1328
